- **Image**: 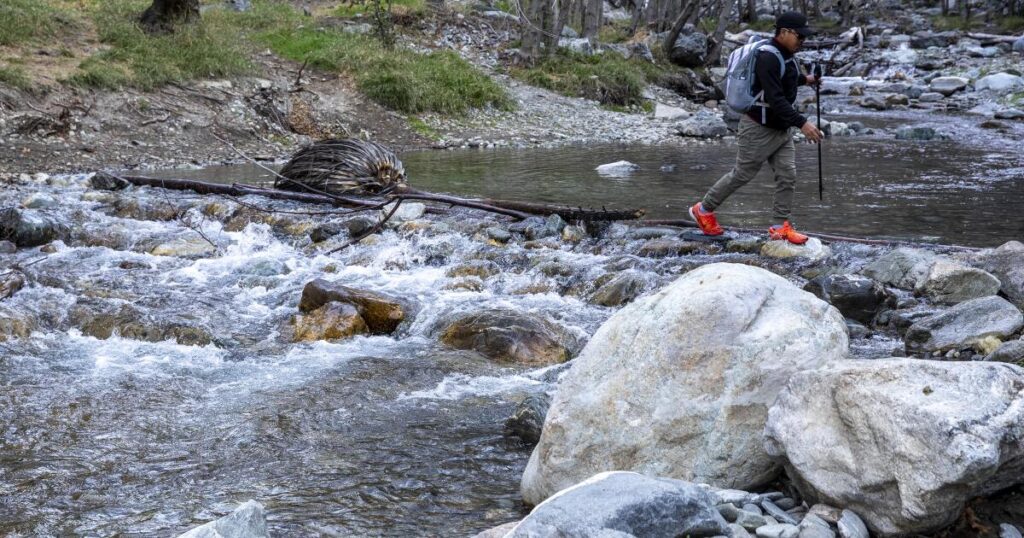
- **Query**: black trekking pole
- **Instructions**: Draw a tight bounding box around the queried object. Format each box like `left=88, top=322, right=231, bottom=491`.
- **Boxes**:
left=814, top=61, right=824, bottom=201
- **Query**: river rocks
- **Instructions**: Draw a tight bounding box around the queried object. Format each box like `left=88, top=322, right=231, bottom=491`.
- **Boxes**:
left=837, top=510, right=869, bottom=538
left=995, top=108, right=1024, bottom=120
left=654, top=103, right=690, bottom=120
left=437, top=308, right=578, bottom=365
left=71, top=302, right=214, bottom=346
left=0, top=271, right=26, bottom=300
left=971, top=241, right=1024, bottom=309
left=986, top=339, right=1024, bottom=364
left=588, top=270, right=649, bottom=306
left=860, top=247, right=937, bottom=289
left=177, top=499, right=269, bottom=538
left=380, top=201, right=426, bottom=224
left=913, top=258, right=1001, bottom=304
left=21, top=192, right=59, bottom=209
left=1015, top=36, right=1024, bottom=53
left=89, top=171, right=130, bottom=191
left=113, top=197, right=186, bottom=222
left=291, top=302, right=368, bottom=342
left=803, top=274, right=892, bottom=324
left=911, top=30, right=957, bottom=49
left=505, top=395, right=550, bottom=444
left=638, top=238, right=707, bottom=257
left=761, top=238, right=831, bottom=262
left=895, top=126, right=944, bottom=140
left=929, top=76, right=969, bottom=96
left=884, top=93, right=909, bottom=106
left=676, top=112, right=729, bottom=138
left=976, top=72, right=1024, bottom=94
left=596, top=160, right=640, bottom=176
left=150, top=237, right=218, bottom=259
left=520, top=263, right=848, bottom=505
left=918, top=91, right=944, bottom=102
left=509, top=216, right=564, bottom=239
left=0, top=240, right=15, bottom=253
left=764, top=359, right=1024, bottom=536
left=302, top=280, right=405, bottom=334
left=905, top=295, right=1023, bottom=354
left=858, top=95, right=888, bottom=110
left=511, top=472, right=729, bottom=537
left=669, top=27, right=708, bottom=67
left=447, top=259, right=501, bottom=279
left=0, top=207, right=70, bottom=247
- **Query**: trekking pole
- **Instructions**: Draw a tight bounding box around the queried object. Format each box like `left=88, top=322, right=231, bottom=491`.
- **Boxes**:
left=815, top=64, right=823, bottom=201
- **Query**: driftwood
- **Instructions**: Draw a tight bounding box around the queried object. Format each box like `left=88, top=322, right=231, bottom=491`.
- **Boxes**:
left=93, top=173, right=645, bottom=223
left=966, top=32, right=1022, bottom=45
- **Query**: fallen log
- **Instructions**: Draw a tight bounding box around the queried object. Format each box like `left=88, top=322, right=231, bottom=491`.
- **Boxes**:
left=966, top=32, right=1021, bottom=45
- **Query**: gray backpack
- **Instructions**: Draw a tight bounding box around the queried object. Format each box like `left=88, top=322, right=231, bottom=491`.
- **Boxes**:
left=724, top=38, right=790, bottom=122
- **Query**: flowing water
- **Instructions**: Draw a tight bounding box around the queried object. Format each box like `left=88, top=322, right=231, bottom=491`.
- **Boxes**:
left=1, top=109, right=1022, bottom=536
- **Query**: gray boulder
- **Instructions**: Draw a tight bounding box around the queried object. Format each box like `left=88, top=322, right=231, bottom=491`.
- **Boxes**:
left=0, top=207, right=70, bottom=247
left=995, top=108, right=1024, bottom=120
left=510, top=472, right=729, bottom=537
left=1015, top=36, right=1024, bottom=53
left=588, top=270, right=651, bottom=307
left=929, top=76, right=969, bottom=96
left=225, top=0, right=251, bottom=11
left=505, top=395, right=551, bottom=445
left=436, top=308, right=580, bottom=365
left=910, top=30, right=956, bottom=49
left=986, top=338, right=1024, bottom=364
left=669, top=28, right=708, bottom=67
left=895, top=126, right=942, bottom=141
left=520, top=263, right=848, bottom=505
left=858, top=95, right=888, bottom=110
left=860, top=247, right=937, bottom=289
left=803, top=274, right=892, bottom=324
left=559, top=37, right=594, bottom=55
left=971, top=241, right=1024, bottom=309
left=918, top=92, right=944, bottom=102
left=905, top=296, right=1023, bottom=354
left=676, top=113, right=729, bottom=138
left=177, top=500, right=269, bottom=538
left=975, top=72, right=1024, bottom=94
left=913, top=259, right=1001, bottom=304
left=764, top=359, right=1024, bottom=536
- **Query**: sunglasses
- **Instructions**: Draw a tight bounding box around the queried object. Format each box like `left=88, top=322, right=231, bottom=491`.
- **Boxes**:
left=785, top=28, right=807, bottom=41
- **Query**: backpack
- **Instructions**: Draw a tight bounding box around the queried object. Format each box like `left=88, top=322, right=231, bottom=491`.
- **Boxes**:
left=724, top=38, right=788, bottom=119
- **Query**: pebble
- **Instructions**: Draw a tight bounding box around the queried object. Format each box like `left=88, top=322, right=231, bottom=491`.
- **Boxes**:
left=756, top=523, right=800, bottom=538
left=743, top=503, right=764, bottom=515
left=774, top=497, right=799, bottom=510
left=837, top=510, right=869, bottom=538
left=763, top=499, right=800, bottom=525
left=717, top=489, right=757, bottom=505
left=718, top=503, right=741, bottom=522
left=737, top=510, right=769, bottom=531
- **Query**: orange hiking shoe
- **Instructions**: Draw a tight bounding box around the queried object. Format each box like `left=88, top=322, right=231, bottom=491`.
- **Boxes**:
left=688, top=203, right=724, bottom=236
left=768, top=221, right=809, bottom=245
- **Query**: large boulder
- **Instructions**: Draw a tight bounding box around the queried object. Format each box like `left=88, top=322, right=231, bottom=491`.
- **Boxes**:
left=436, top=308, right=579, bottom=365
left=975, top=72, right=1024, bottom=94
left=520, top=263, right=848, bottom=505
left=860, top=247, right=937, bottom=290
left=764, top=359, right=1024, bottom=536
left=971, top=241, right=1024, bottom=309
left=669, top=28, right=708, bottom=67
left=0, top=207, right=69, bottom=247
left=913, top=259, right=1001, bottom=304
left=509, top=472, right=729, bottom=537
left=803, top=274, right=892, bottom=324
left=904, top=296, right=1023, bottom=354
left=299, top=279, right=407, bottom=334
left=177, top=500, right=269, bottom=538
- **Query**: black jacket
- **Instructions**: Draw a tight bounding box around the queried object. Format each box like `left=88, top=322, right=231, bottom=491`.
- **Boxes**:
left=746, top=38, right=807, bottom=131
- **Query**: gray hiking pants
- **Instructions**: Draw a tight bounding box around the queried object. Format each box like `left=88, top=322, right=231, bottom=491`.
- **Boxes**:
left=701, top=115, right=797, bottom=221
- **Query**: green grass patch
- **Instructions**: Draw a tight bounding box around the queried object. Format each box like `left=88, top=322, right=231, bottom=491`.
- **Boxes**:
left=334, top=0, right=426, bottom=19
left=513, top=49, right=667, bottom=107
left=408, top=116, right=439, bottom=138
left=932, top=15, right=982, bottom=31
left=997, top=16, right=1024, bottom=33
left=0, top=65, right=33, bottom=91
left=598, top=20, right=634, bottom=43
left=0, top=0, right=77, bottom=47
left=69, top=0, right=252, bottom=90
left=256, top=23, right=511, bottom=114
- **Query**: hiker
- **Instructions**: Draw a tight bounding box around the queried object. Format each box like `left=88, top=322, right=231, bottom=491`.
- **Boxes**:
left=689, top=11, right=823, bottom=245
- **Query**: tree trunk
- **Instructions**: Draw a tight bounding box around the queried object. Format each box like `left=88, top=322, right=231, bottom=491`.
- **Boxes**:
left=706, top=0, right=735, bottom=66
left=744, top=0, right=755, bottom=22
left=519, top=0, right=549, bottom=64
left=662, top=0, right=700, bottom=57
left=139, top=0, right=200, bottom=34
left=583, top=0, right=603, bottom=38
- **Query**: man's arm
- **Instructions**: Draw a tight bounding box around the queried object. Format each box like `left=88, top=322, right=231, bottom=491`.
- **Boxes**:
left=754, top=52, right=807, bottom=128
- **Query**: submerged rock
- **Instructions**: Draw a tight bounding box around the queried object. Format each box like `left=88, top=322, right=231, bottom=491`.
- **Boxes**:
left=150, top=237, right=218, bottom=259
left=0, top=207, right=70, bottom=247
left=505, top=395, right=550, bottom=445
left=177, top=499, right=269, bottom=538
left=437, top=308, right=579, bottom=365
left=291, top=302, right=368, bottom=342
left=904, top=295, right=1023, bottom=354
left=70, top=302, right=215, bottom=346
left=765, top=359, right=1024, bottom=536
left=595, top=160, right=640, bottom=176
left=512, top=472, right=729, bottom=536
left=299, top=279, right=407, bottom=334
left=588, top=270, right=650, bottom=307
left=0, top=271, right=26, bottom=301
left=895, top=126, right=942, bottom=141
left=520, top=263, right=848, bottom=505
left=803, top=274, right=892, bottom=324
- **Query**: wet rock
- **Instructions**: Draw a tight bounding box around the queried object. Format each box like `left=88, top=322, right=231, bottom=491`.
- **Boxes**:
left=860, top=247, right=937, bottom=289
left=89, top=171, right=130, bottom=191
left=505, top=394, right=550, bottom=445
left=443, top=276, right=484, bottom=292
left=561, top=224, right=586, bottom=243
left=676, top=112, right=729, bottom=138
left=0, top=240, right=15, bottom=253
left=837, top=510, right=868, bottom=538
left=0, top=271, right=26, bottom=301
left=177, top=499, right=269, bottom=538
left=309, top=223, right=342, bottom=243
left=929, top=76, right=969, bottom=96
left=512, top=472, right=729, bottom=536
left=858, top=95, right=888, bottom=110
left=629, top=226, right=679, bottom=240
left=343, top=215, right=378, bottom=238
left=976, top=73, right=1024, bottom=94
left=292, top=302, right=368, bottom=342
left=765, top=359, right=1024, bottom=536
left=914, top=259, right=1001, bottom=304
left=588, top=270, right=649, bottom=307
left=150, top=237, right=217, bottom=259
left=848, top=83, right=864, bottom=96
left=472, top=521, right=519, bottom=538
left=803, top=274, right=892, bottom=324
left=669, top=27, right=708, bottom=67
left=1015, top=36, right=1024, bottom=53
left=995, top=108, right=1024, bottom=120
left=595, top=160, right=640, bottom=176
left=638, top=238, right=708, bottom=257
left=510, top=216, right=558, bottom=239
left=736, top=509, right=768, bottom=530
left=71, top=302, right=214, bottom=346
left=380, top=201, right=425, bottom=224
left=761, top=238, right=831, bottom=262
left=904, top=295, right=1023, bottom=354
left=299, top=279, right=407, bottom=335
left=895, top=126, right=943, bottom=140
left=446, top=259, right=501, bottom=279
left=727, top=237, right=764, bottom=254
left=520, top=263, right=848, bottom=505
left=113, top=197, right=186, bottom=221
left=986, top=339, right=1024, bottom=365
left=884, top=93, right=909, bottom=106
left=918, top=91, right=944, bottom=102
left=971, top=241, right=1024, bottom=309
left=0, top=207, right=70, bottom=247
left=437, top=308, right=578, bottom=365
left=485, top=226, right=512, bottom=244
left=21, top=193, right=59, bottom=209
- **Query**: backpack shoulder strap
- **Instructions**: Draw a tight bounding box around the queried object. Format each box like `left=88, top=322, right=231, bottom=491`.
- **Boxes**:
left=757, top=44, right=787, bottom=78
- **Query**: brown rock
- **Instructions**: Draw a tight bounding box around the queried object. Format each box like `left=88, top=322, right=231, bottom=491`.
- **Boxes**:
left=1, top=271, right=26, bottom=300
left=299, top=279, right=407, bottom=334
left=292, top=302, right=368, bottom=342
left=638, top=238, right=710, bottom=258
left=446, top=259, right=501, bottom=279
left=437, top=308, right=579, bottom=365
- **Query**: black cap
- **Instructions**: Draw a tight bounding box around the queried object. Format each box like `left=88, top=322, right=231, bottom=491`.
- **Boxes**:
left=776, top=11, right=815, bottom=37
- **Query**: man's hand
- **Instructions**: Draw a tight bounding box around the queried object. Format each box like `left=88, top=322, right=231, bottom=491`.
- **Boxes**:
left=805, top=74, right=821, bottom=87
left=800, top=121, right=823, bottom=143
